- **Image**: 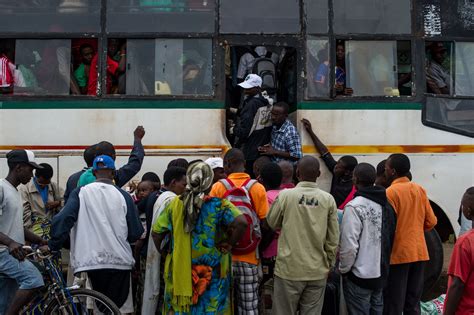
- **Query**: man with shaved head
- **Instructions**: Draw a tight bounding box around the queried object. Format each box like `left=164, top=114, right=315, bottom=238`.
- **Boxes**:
left=278, top=160, right=295, bottom=189
left=339, top=163, right=396, bottom=314
left=267, top=156, right=339, bottom=315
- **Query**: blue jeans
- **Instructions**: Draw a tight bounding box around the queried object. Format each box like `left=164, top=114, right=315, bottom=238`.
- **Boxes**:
left=343, top=276, right=383, bottom=315
left=0, top=250, right=44, bottom=314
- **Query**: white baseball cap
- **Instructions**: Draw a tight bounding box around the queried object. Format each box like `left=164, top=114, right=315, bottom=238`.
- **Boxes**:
left=238, top=74, right=262, bottom=89
left=205, top=157, right=224, bottom=170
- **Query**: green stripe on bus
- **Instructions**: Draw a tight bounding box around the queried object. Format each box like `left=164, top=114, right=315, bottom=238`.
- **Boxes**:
left=0, top=100, right=225, bottom=109
left=298, top=102, right=422, bottom=110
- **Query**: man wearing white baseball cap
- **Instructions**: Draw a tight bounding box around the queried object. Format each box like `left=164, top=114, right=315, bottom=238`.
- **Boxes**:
left=233, top=74, right=273, bottom=177
left=205, top=157, right=227, bottom=184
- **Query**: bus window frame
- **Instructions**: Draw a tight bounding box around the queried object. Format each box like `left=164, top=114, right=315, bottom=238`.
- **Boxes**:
left=304, top=36, right=418, bottom=102
left=217, top=34, right=304, bottom=106
left=421, top=39, right=474, bottom=138
left=100, top=35, right=216, bottom=100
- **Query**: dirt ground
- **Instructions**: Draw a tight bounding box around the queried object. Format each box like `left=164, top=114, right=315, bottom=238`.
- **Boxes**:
left=422, top=242, right=454, bottom=302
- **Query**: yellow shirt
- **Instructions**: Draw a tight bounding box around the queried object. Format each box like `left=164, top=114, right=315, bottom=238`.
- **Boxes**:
left=387, top=177, right=437, bottom=264
left=209, top=173, right=269, bottom=265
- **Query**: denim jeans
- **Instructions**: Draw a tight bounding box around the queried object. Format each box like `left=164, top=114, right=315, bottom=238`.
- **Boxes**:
left=343, top=276, right=383, bottom=315
left=0, top=250, right=44, bottom=314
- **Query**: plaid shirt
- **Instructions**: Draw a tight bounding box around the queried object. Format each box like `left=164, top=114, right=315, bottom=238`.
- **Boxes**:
left=271, top=119, right=303, bottom=163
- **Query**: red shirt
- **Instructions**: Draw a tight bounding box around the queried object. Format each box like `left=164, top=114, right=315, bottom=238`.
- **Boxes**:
left=446, top=229, right=474, bottom=315
left=87, top=54, right=119, bottom=95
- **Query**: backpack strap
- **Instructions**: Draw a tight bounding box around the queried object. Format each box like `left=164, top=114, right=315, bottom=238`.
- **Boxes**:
left=249, top=49, right=259, bottom=59
left=243, top=179, right=257, bottom=191
left=219, top=178, right=235, bottom=191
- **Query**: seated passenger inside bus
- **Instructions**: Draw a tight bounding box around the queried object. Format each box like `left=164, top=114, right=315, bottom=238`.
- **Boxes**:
left=426, top=42, right=452, bottom=95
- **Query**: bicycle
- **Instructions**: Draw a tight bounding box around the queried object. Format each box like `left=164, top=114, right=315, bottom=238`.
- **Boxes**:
left=4, top=246, right=121, bottom=314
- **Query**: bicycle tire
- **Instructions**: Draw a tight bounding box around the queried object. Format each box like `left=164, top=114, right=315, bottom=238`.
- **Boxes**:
left=44, top=288, right=121, bottom=314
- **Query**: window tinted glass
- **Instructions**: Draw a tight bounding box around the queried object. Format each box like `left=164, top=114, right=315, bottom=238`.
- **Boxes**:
left=14, top=39, right=73, bottom=95
left=425, top=97, right=474, bottom=136
left=305, top=1, right=328, bottom=33
left=306, top=38, right=329, bottom=98
left=455, top=42, right=474, bottom=96
left=106, top=0, right=215, bottom=33
left=334, top=0, right=411, bottom=34
left=345, top=41, right=398, bottom=96
left=220, top=0, right=300, bottom=34
left=123, top=39, right=212, bottom=96
left=0, top=1, right=100, bottom=33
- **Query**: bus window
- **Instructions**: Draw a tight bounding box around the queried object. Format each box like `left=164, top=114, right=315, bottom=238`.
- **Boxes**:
left=0, top=39, right=97, bottom=96
left=343, top=40, right=412, bottom=97
left=425, top=41, right=474, bottom=97
left=425, top=41, right=453, bottom=95
left=106, top=0, right=215, bottom=33
left=305, top=1, right=329, bottom=33
left=220, top=0, right=299, bottom=34
left=306, top=38, right=330, bottom=98
left=115, top=38, right=212, bottom=96
left=455, top=42, right=474, bottom=96
left=333, top=0, right=411, bottom=34
left=13, top=39, right=82, bottom=96
left=0, top=1, right=100, bottom=33
left=425, top=97, right=474, bottom=137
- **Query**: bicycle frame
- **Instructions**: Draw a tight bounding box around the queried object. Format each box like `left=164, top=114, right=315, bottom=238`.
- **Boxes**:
left=20, top=250, right=80, bottom=315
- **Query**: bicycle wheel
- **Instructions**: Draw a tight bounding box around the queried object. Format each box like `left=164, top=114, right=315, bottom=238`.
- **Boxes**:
left=44, top=288, right=121, bottom=315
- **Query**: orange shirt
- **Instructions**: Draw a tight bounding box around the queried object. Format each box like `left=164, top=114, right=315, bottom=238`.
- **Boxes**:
left=209, top=173, right=269, bottom=265
left=386, top=177, right=437, bottom=264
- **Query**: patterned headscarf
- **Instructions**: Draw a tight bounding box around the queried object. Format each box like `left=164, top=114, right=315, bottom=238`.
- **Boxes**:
left=180, top=161, right=214, bottom=233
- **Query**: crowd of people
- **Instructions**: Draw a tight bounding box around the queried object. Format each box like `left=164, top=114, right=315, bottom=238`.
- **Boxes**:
left=0, top=77, right=473, bottom=315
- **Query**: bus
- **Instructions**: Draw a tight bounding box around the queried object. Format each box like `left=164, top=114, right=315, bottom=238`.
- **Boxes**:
left=0, top=0, right=473, bottom=292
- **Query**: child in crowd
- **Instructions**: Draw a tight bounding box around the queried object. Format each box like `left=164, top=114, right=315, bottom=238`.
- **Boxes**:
left=258, top=162, right=283, bottom=311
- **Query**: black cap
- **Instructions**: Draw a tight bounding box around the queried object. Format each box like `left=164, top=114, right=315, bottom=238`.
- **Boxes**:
left=6, top=149, right=42, bottom=169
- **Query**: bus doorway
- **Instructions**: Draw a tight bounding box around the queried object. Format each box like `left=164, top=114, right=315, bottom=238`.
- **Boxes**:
left=224, top=44, right=298, bottom=144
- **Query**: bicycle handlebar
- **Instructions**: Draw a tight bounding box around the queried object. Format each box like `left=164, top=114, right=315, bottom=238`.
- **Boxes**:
left=22, top=245, right=52, bottom=260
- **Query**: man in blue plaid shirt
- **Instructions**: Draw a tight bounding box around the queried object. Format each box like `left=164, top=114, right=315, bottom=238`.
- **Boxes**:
left=258, top=102, right=302, bottom=163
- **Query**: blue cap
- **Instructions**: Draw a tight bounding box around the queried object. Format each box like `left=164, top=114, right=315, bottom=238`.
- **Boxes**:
left=93, top=155, right=115, bottom=171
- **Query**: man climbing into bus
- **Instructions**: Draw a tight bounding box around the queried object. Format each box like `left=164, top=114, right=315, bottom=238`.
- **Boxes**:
left=267, top=156, right=339, bottom=315
left=48, top=155, right=143, bottom=314
left=383, top=153, right=437, bottom=315
left=0, top=150, right=48, bottom=315
left=301, top=118, right=358, bottom=209
left=209, top=148, right=269, bottom=314
left=258, top=101, right=302, bottom=164
left=64, top=125, right=145, bottom=202
left=232, top=74, right=272, bottom=177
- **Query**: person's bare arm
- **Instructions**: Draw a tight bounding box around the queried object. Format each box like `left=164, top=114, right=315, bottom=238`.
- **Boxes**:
left=0, top=232, right=26, bottom=260
left=258, top=145, right=298, bottom=161
left=151, top=231, right=168, bottom=254
left=444, top=276, right=465, bottom=315
left=117, top=44, right=127, bottom=74
left=24, top=228, right=47, bottom=246
left=301, top=118, right=329, bottom=155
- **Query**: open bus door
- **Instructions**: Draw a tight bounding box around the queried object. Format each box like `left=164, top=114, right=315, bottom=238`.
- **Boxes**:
left=221, top=38, right=298, bottom=144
